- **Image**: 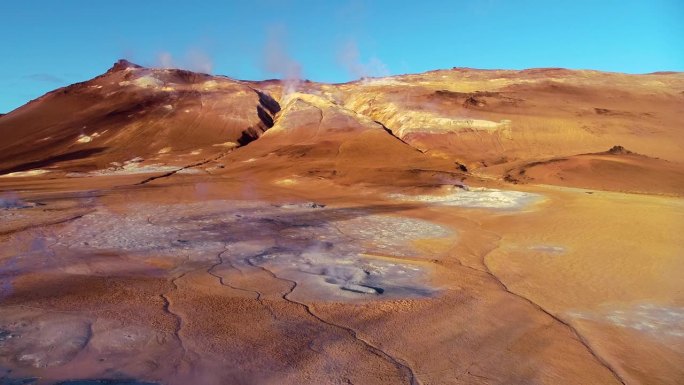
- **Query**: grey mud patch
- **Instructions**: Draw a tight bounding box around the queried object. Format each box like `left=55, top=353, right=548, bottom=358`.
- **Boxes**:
left=389, top=187, right=541, bottom=210
left=55, top=380, right=158, bottom=385
left=0, top=200, right=453, bottom=383
left=11, top=200, right=454, bottom=301
left=568, top=303, right=684, bottom=340
left=0, top=307, right=176, bottom=383
left=529, top=245, right=566, bottom=254
left=0, top=375, right=38, bottom=385
left=0, top=310, right=91, bottom=370
left=0, top=378, right=158, bottom=385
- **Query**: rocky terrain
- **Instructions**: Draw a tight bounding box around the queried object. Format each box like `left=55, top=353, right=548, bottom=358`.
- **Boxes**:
left=0, top=60, right=682, bottom=385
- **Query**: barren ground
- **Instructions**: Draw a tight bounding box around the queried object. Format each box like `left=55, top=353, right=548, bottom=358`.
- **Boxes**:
left=0, top=63, right=682, bottom=384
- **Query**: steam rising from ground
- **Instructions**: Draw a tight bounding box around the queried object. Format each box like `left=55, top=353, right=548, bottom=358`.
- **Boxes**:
left=155, top=49, right=213, bottom=74
left=338, top=40, right=390, bottom=81
left=263, top=26, right=302, bottom=97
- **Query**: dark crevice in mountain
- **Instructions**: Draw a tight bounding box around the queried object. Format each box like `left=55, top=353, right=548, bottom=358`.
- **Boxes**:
left=373, top=120, right=425, bottom=153
left=236, top=88, right=282, bottom=146
left=236, top=128, right=261, bottom=146
left=255, top=89, right=281, bottom=115
left=256, top=105, right=274, bottom=128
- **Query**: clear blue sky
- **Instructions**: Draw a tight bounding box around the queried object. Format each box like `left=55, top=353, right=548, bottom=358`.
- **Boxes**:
left=1, top=0, right=682, bottom=113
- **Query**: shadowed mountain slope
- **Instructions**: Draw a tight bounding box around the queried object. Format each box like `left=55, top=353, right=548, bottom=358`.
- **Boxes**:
left=0, top=60, right=279, bottom=174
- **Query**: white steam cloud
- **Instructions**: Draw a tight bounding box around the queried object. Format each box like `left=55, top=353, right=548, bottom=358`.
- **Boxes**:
left=155, top=49, right=214, bottom=74
left=157, top=52, right=174, bottom=69
left=262, top=26, right=303, bottom=97
left=185, top=49, right=213, bottom=74
left=338, top=40, right=389, bottom=81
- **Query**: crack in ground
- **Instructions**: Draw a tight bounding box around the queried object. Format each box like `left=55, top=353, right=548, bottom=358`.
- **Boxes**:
left=209, top=245, right=340, bottom=360
left=313, top=106, right=324, bottom=141
left=135, top=151, right=230, bottom=185
left=373, top=120, right=425, bottom=153
left=468, top=231, right=628, bottom=385
left=244, top=253, right=420, bottom=385
left=0, top=212, right=92, bottom=236
left=81, top=320, right=94, bottom=355
left=319, top=97, right=424, bottom=154
left=466, top=370, right=497, bottom=382
left=157, top=252, right=212, bottom=375
left=160, top=287, right=190, bottom=372
left=207, top=248, right=278, bottom=320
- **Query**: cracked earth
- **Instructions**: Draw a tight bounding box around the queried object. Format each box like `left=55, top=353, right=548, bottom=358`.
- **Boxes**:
left=0, top=178, right=681, bottom=385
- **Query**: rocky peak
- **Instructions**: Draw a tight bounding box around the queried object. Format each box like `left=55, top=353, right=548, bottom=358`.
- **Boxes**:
left=107, top=59, right=143, bottom=73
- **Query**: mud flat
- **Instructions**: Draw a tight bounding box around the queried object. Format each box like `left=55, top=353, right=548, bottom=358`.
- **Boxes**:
left=481, top=186, right=684, bottom=384
left=2, top=177, right=668, bottom=384
left=0, top=194, right=460, bottom=384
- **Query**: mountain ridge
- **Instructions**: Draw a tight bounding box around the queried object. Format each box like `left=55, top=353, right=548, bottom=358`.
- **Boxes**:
left=1, top=59, right=682, bottom=194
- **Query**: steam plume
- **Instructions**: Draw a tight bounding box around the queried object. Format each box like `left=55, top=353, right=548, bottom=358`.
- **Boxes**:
left=262, top=26, right=302, bottom=97
left=155, top=49, right=214, bottom=74
left=338, top=40, right=389, bottom=81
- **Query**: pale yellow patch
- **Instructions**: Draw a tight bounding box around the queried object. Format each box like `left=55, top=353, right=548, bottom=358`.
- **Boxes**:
left=274, top=178, right=299, bottom=186
left=212, top=142, right=239, bottom=149
left=0, top=169, right=50, bottom=178
left=119, top=75, right=163, bottom=89
left=202, top=80, right=219, bottom=90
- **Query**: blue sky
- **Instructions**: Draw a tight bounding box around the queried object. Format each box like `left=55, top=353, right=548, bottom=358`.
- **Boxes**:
left=1, top=0, right=682, bottom=112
